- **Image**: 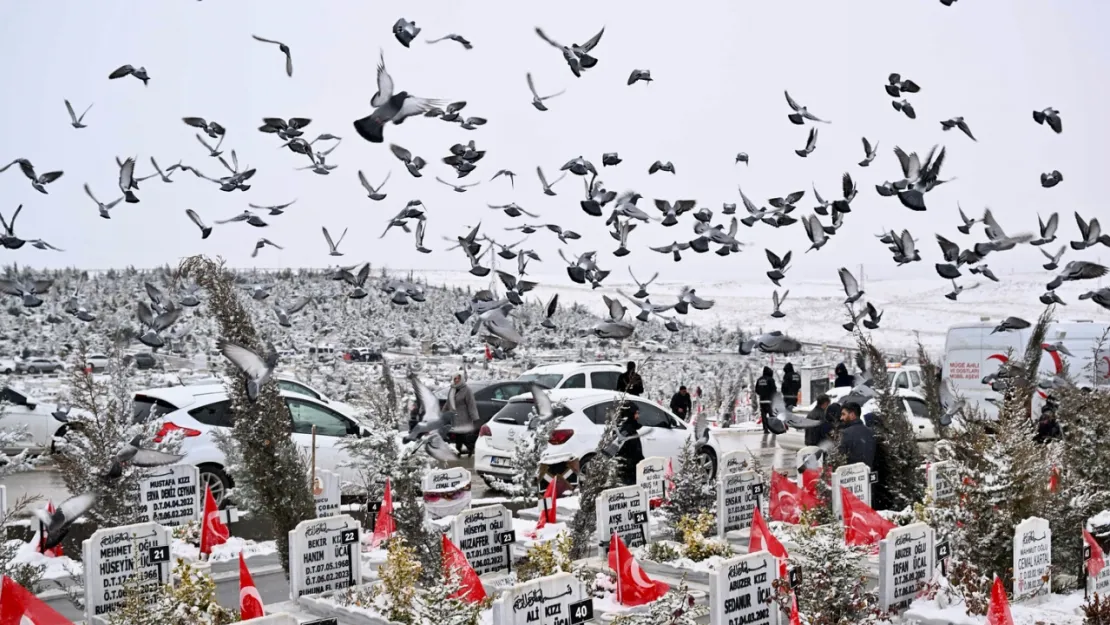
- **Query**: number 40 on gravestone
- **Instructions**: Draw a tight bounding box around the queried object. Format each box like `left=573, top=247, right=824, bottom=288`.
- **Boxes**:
left=569, top=598, right=594, bottom=625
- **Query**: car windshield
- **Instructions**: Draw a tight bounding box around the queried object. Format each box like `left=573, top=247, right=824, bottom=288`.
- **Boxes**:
left=517, top=373, right=564, bottom=388
left=132, top=394, right=178, bottom=422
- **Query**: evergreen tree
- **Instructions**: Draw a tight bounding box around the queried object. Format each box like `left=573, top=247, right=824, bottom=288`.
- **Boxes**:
left=915, top=340, right=947, bottom=436
left=662, top=438, right=713, bottom=533
left=568, top=403, right=624, bottom=560
left=488, top=410, right=565, bottom=504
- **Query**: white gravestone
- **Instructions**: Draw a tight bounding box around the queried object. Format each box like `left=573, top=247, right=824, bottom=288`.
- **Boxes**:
left=717, top=470, right=766, bottom=538
left=709, top=550, right=780, bottom=625
left=131, top=464, right=200, bottom=527
left=244, top=615, right=299, bottom=625
left=288, top=514, right=362, bottom=600
left=795, top=446, right=823, bottom=485
left=878, top=522, right=935, bottom=614
left=310, top=468, right=341, bottom=518
left=636, top=457, right=667, bottom=503
left=1012, top=516, right=1052, bottom=601
left=491, top=571, right=592, bottom=625
left=82, top=521, right=173, bottom=622
left=1089, top=555, right=1110, bottom=597
left=720, top=450, right=754, bottom=479
left=831, top=463, right=871, bottom=520
left=926, top=461, right=956, bottom=502
left=596, top=485, right=649, bottom=556
left=451, top=504, right=515, bottom=576
left=422, top=467, right=473, bottom=519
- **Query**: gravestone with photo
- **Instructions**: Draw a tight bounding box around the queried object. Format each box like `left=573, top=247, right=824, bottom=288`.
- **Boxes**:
left=717, top=470, right=765, bottom=538
left=636, top=456, right=667, bottom=504
left=82, top=521, right=173, bottom=621
left=708, top=550, right=780, bottom=625
left=831, top=462, right=870, bottom=519
left=1012, top=516, right=1051, bottom=601
left=451, top=504, right=515, bottom=576
left=311, top=468, right=341, bottom=518
left=878, top=522, right=935, bottom=614
left=719, top=450, right=754, bottom=479
left=491, top=571, right=591, bottom=625
left=130, top=464, right=200, bottom=527
left=288, top=514, right=361, bottom=599
left=422, top=466, right=472, bottom=519
left=596, top=485, right=649, bottom=556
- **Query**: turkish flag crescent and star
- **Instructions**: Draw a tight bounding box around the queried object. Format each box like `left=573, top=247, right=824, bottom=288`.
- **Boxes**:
left=442, top=535, right=487, bottom=603
left=840, top=487, right=896, bottom=546
left=238, top=552, right=265, bottom=620
left=607, top=533, right=669, bottom=606
left=0, top=576, right=74, bottom=625
left=200, top=483, right=230, bottom=555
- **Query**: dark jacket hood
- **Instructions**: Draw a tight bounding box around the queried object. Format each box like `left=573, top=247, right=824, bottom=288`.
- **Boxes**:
left=783, top=363, right=795, bottom=375
left=762, top=366, right=773, bottom=377
left=835, top=363, right=848, bottom=376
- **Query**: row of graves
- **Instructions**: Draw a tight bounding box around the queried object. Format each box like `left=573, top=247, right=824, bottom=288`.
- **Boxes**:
left=3, top=450, right=1108, bottom=624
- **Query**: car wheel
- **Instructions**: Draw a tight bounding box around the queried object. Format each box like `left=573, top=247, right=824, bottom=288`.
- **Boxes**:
left=198, top=464, right=233, bottom=507
left=2, top=368, right=10, bottom=374
left=27, top=366, right=38, bottom=374
left=697, top=447, right=718, bottom=482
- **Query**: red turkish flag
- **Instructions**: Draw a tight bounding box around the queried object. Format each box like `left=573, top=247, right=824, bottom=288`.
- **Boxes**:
left=371, top=478, right=395, bottom=548
left=788, top=593, right=802, bottom=625
left=0, top=576, right=73, bottom=625
left=442, top=535, right=487, bottom=603
left=535, top=478, right=558, bottom=530
left=1084, top=528, right=1105, bottom=577
left=840, top=487, right=895, bottom=546
left=200, top=484, right=229, bottom=555
left=986, top=576, right=1013, bottom=625
left=749, top=507, right=789, bottom=578
left=39, top=502, right=61, bottom=558
left=238, top=552, right=265, bottom=620
left=608, top=533, right=669, bottom=606
left=771, top=471, right=819, bottom=524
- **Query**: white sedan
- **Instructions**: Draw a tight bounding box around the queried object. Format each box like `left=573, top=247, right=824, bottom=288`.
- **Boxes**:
left=0, top=387, right=70, bottom=454
left=775, top=386, right=937, bottom=452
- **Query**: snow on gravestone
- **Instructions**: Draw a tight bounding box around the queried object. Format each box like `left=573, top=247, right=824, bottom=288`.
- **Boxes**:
left=1012, top=516, right=1051, bottom=601
left=130, top=464, right=200, bottom=527
left=422, top=466, right=472, bottom=519
left=311, top=468, right=341, bottom=518
left=288, top=514, right=361, bottom=600
left=82, top=521, right=172, bottom=622
left=491, top=571, right=591, bottom=625
left=596, top=484, right=649, bottom=556
left=709, top=550, right=780, bottom=625
left=794, top=446, right=823, bottom=485
left=926, top=461, right=956, bottom=502
left=717, top=470, right=766, bottom=538
left=636, top=457, right=667, bottom=504
left=831, top=463, right=870, bottom=520
left=878, top=522, right=935, bottom=614
left=451, top=504, right=515, bottom=576
left=720, top=450, right=754, bottom=479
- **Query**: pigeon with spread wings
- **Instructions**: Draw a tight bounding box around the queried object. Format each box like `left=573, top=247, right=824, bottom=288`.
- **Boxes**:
left=251, top=34, right=293, bottom=77
left=218, top=338, right=278, bottom=402
left=534, top=26, right=605, bottom=78
left=353, top=52, right=442, bottom=143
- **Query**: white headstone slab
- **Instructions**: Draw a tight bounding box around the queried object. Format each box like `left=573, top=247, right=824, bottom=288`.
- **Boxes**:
left=423, top=466, right=472, bottom=492
left=131, top=464, right=200, bottom=527
left=310, top=468, right=341, bottom=518
left=423, top=467, right=473, bottom=519
left=926, top=461, right=956, bottom=502
left=636, top=457, right=667, bottom=503
left=795, top=446, right=823, bottom=485
left=242, top=615, right=298, bottom=625
left=720, top=450, right=754, bottom=479
left=831, top=463, right=871, bottom=520
left=717, top=470, right=765, bottom=538
left=596, top=485, right=649, bottom=556
left=878, top=522, right=935, bottom=614
left=491, top=571, right=590, bottom=625
left=708, top=550, right=780, bottom=625
left=288, top=514, right=362, bottom=600
left=451, top=504, right=515, bottom=576
left=1089, top=559, right=1110, bottom=597
left=1012, top=516, right=1051, bottom=601
left=82, top=521, right=172, bottom=620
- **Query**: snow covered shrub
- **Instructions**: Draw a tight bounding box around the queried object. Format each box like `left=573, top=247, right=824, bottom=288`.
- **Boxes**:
left=417, top=567, right=490, bottom=625
left=567, top=403, right=624, bottom=560
left=54, top=346, right=181, bottom=527
left=390, top=445, right=442, bottom=582
left=105, top=557, right=237, bottom=625
left=1084, top=592, right=1110, bottom=624
left=369, top=536, right=422, bottom=625
left=663, top=438, right=714, bottom=534
left=915, top=340, right=946, bottom=435
left=516, top=531, right=574, bottom=581
left=644, top=540, right=681, bottom=563
left=180, top=256, right=315, bottom=574
left=675, top=513, right=732, bottom=561
left=0, top=495, right=45, bottom=590
left=339, top=360, right=405, bottom=500
left=856, top=335, right=925, bottom=511
left=610, top=578, right=707, bottom=625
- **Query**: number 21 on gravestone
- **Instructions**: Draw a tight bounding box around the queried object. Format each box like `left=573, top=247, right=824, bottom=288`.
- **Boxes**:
left=569, top=598, right=594, bottom=625
left=148, top=546, right=170, bottom=584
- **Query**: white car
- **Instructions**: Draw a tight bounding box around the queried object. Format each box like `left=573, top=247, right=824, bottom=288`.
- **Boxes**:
left=775, top=386, right=937, bottom=452
left=0, top=358, right=16, bottom=374
left=475, top=389, right=729, bottom=490
left=516, top=362, right=624, bottom=391
left=132, top=382, right=372, bottom=505
left=0, top=387, right=70, bottom=454
left=637, top=340, right=667, bottom=353
left=86, top=354, right=110, bottom=372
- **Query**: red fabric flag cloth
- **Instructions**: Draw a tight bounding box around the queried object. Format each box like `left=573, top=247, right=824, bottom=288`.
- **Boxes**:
left=771, top=471, right=818, bottom=524
left=749, top=507, right=789, bottom=578
left=664, top=459, right=675, bottom=501
left=371, top=478, right=396, bottom=548
left=1084, top=528, right=1105, bottom=577
left=840, top=487, right=896, bottom=546
left=607, top=533, right=669, bottom=606
left=442, top=535, right=487, bottom=603
left=200, top=484, right=230, bottom=555
left=799, top=469, right=820, bottom=509
left=238, top=552, right=265, bottom=620
left=986, top=576, right=1013, bottom=625
left=788, top=592, right=802, bottom=625
left=0, top=576, right=73, bottom=625
left=535, top=478, right=558, bottom=530
left=39, top=502, right=61, bottom=558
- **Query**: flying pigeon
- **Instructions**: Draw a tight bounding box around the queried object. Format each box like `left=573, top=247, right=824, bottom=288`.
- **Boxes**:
left=65, top=100, right=92, bottom=129
left=536, top=166, right=566, bottom=195
left=735, top=152, right=749, bottom=166
left=185, top=209, right=212, bottom=239
left=859, top=137, right=878, bottom=166
left=534, top=26, right=605, bottom=78
left=1032, top=108, right=1062, bottom=134
left=892, top=99, right=916, bottom=119
left=1040, top=170, right=1063, bottom=188
left=795, top=127, right=818, bottom=157
left=103, top=437, right=184, bottom=480
left=784, top=90, right=830, bottom=124
left=252, top=238, right=283, bottom=258
left=393, top=18, right=421, bottom=47
left=885, top=73, right=920, bottom=97
left=33, top=493, right=96, bottom=552
left=108, top=64, right=150, bottom=85
left=250, top=35, right=293, bottom=76
left=322, top=226, right=348, bottom=256
left=427, top=33, right=472, bottom=49
left=273, top=296, right=312, bottom=327
left=940, top=116, right=976, bottom=141
left=353, top=52, right=442, bottom=144
left=218, top=338, right=278, bottom=401
left=627, top=69, right=652, bottom=85
left=648, top=160, right=675, bottom=174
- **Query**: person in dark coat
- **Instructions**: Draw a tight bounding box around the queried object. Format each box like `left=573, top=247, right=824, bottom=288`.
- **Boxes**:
left=1035, top=404, right=1062, bottom=443
left=838, top=402, right=876, bottom=468
left=617, top=404, right=644, bottom=485
left=669, top=385, right=692, bottom=419
left=804, top=394, right=832, bottom=447
left=834, top=363, right=856, bottom=388
left=781, top=363, right=802, bottom=408
left=754, top=366, right=777, bottom=434
left=617, top=361, right=644, bottom=396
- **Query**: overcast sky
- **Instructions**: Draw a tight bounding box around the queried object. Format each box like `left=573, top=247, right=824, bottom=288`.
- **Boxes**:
left=0, top=0, right=1106, bottom=285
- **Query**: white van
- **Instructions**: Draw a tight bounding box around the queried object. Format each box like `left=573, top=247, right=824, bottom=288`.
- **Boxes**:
left=943, top=320, right=1110, bottom=418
